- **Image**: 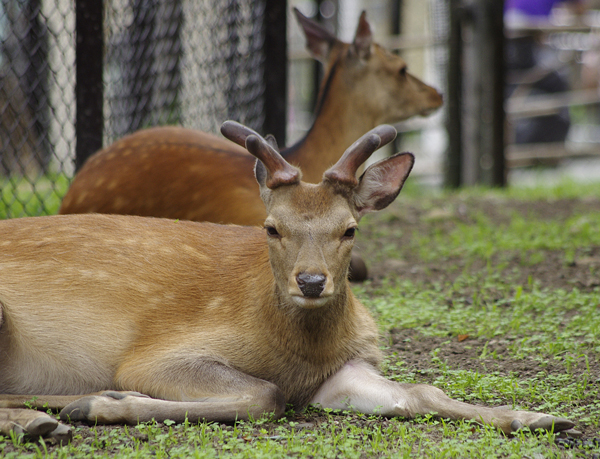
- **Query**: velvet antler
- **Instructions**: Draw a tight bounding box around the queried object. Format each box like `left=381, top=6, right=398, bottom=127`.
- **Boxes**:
left=323, top=124, right=397, bottom=188
left=221, top=121, right=300, bottom=189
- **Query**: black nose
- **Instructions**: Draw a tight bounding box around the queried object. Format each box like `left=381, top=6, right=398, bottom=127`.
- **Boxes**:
left=296, top=273, right=326, bottom=298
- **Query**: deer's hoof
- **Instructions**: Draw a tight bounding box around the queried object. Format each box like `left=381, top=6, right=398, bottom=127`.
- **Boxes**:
left=47, top=423, right=73, bottom=444
left=512, top=415, right=575, bottom=434
left=24, top=415, right=59, bottom=437
left=348, top=253, right=368, bottom=282
left=510, top=420, right=523, bottom=432
left=528, top=415, right=575, bottom=432
left=60, top=396, right=94, bottom=423
left=557, top=428, right=583, bottom=438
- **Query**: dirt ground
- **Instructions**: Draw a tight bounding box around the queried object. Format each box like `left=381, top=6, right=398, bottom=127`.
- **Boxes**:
left=355, top=194, right=600, bottom=441
left=361, top=195, right=600, bottom=292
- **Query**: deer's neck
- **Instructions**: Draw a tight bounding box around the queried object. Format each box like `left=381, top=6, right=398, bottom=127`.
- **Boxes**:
left=283, top=64, right=377, bottom=183
left=267, top=285, right=377, bottom=364
left=256, top=285, right=380, bottom=407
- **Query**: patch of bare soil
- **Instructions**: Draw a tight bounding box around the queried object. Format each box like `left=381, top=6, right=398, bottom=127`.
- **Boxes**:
left=360, top=195, right=600, bottom=292
left=357, top=194, right=600, bottom=441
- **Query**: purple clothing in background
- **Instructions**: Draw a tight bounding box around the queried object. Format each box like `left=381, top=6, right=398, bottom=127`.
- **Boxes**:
left=505, top=0, right=580, bottom=17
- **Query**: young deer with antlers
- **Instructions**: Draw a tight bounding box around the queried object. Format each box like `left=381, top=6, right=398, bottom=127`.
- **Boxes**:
left=0, top=122, right=575, bottom=442
left=58, top=9, right=442, bottom=280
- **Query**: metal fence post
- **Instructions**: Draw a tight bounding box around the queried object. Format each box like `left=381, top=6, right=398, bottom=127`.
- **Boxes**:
left=445, top=0, right=463, bottom=188
left=475, top=0, right=505, bottom=186
left=75, top=0, right=104, bottom=171
left=263, top=0, right=287, bottom=144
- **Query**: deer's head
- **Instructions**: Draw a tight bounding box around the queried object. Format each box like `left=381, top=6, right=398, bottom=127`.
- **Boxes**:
left=221, top=121, right=413, bottom=309
left=293, top=8, right=443, bottom=124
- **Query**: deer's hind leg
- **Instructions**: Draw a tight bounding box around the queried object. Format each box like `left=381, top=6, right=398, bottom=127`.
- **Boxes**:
left=0, top=305, right=71, bottom=442
left=60, top=355, right=286, bottom=425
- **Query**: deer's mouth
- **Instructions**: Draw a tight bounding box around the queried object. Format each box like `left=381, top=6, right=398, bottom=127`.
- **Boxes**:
left=419, top=105, right=441, bottom=117
left=291, top=294, right=331, bottom=309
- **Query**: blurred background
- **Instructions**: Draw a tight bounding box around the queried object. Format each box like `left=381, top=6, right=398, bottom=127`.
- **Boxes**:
left=1, top=0, right=600, bottom=217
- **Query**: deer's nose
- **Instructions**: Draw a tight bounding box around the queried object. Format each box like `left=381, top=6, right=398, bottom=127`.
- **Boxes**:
left=296, top=272, right=326, bottom=298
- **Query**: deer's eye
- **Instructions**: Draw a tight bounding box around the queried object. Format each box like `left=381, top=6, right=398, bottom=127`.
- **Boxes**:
left=399, top=66, right=407, bottom=77
left=343, top=227, right=357, bottom=239
left=265, top=226, right=281, bottom=238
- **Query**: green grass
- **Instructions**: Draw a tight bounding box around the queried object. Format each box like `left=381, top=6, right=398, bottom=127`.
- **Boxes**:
left=0, top=413, right=585, bottom=458
left=1, top=177, right=599, bottom=457
left=409, top=211, right=600, bottom=262
left=0, top=173, right=70, bottom=218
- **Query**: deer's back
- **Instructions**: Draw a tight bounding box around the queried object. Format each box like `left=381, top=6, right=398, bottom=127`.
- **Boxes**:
left=59, top=127, right=266, bottom=226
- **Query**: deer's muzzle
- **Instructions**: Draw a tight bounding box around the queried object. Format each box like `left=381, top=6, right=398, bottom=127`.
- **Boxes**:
left=296, top=272, right=326, bottom=298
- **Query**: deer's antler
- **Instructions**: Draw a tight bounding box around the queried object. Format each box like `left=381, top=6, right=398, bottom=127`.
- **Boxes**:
left=324, top=124, right=397, bottom=187
left=221, top=121, right=300, bottom=189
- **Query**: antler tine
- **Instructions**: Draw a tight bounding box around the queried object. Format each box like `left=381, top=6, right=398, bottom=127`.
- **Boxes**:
left=220, top=120, right=263, bottom=148
left=324, top=124, right=397, bottom=187
left=221, top=121, right=300, bottom=189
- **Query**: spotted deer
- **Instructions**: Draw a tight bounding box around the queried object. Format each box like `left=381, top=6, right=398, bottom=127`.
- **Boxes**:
left=0, top=122, right=575, bottom=442
left=58, top=9, right=443, bottom=280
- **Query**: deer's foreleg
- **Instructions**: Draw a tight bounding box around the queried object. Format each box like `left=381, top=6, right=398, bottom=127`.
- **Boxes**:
left=0, top=408, right=72, bottom=443
left=311, top=359, right=574, bottom=435
left=60, top=357, right=286, bottom=425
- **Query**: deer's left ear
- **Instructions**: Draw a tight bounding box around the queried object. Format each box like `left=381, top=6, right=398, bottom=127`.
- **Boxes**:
left=354, top=152, right=414, bottom=217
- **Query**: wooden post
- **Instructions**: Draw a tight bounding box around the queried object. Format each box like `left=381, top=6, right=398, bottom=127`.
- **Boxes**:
left=75, top=0, right=104, bottom=171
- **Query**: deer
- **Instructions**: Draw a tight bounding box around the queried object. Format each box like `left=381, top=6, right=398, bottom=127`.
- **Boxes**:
left=0, top=122, right=576, bottom=443
left=58, top=8, right=443, bottom=281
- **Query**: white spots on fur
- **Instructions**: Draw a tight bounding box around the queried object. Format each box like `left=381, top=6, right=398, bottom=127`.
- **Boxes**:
left=181, top=244, right=209, bottom=261
left=113, top=197, right=128, bottom=209
left=76, top=192, right=88, bottom=205
left=160, top=246, right=175, bottom=255
left=206, top=297, right=223, bottom=310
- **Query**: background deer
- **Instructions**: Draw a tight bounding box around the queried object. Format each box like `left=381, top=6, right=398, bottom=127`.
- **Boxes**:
left=0, top=122, right=575, bottom=443
left=58, top=9, right=443, bottom=280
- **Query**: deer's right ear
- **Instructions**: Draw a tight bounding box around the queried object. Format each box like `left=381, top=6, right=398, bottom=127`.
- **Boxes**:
left=294, top=7, right=338, bottom=63
left=254, top=159, right=268, bottom=188
left=350, top=11, right=372, bottom=60
left=354, top=152, right=414, bottom=218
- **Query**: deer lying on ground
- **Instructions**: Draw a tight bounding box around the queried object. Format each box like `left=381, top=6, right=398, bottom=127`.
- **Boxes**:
left=0, top=122, right=575, bottom=443
left=58, top=9, right=443, bottom=281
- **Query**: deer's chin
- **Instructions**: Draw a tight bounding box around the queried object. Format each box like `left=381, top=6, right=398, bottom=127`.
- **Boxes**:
left=418, top=106, right=441, bottom=117
left=290, top=295, right=331, bottom=309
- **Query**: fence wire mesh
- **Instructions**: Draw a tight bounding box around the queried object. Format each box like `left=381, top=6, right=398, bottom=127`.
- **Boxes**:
left=0, top=0, right=266, bottom=218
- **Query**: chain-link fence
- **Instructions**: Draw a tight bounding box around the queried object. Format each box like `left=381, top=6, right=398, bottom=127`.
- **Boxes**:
left=105, top=0, right=266, bottom=142
left=2, top=0, right=456, bottom=219
left=0, top=0, right=270, bottom=218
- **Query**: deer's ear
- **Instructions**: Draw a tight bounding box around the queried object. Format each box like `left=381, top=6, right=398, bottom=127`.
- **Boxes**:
left=349, top=11, right=372, bottom=60
left=254, top=159, right=267, bottom=188
left=294, top=7, right=338, bottom=63
left=354, top=153, right=414, bottom=217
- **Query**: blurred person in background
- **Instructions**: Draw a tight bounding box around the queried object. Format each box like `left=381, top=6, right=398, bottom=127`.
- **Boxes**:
left=505, top=0, right=587, bottom=144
